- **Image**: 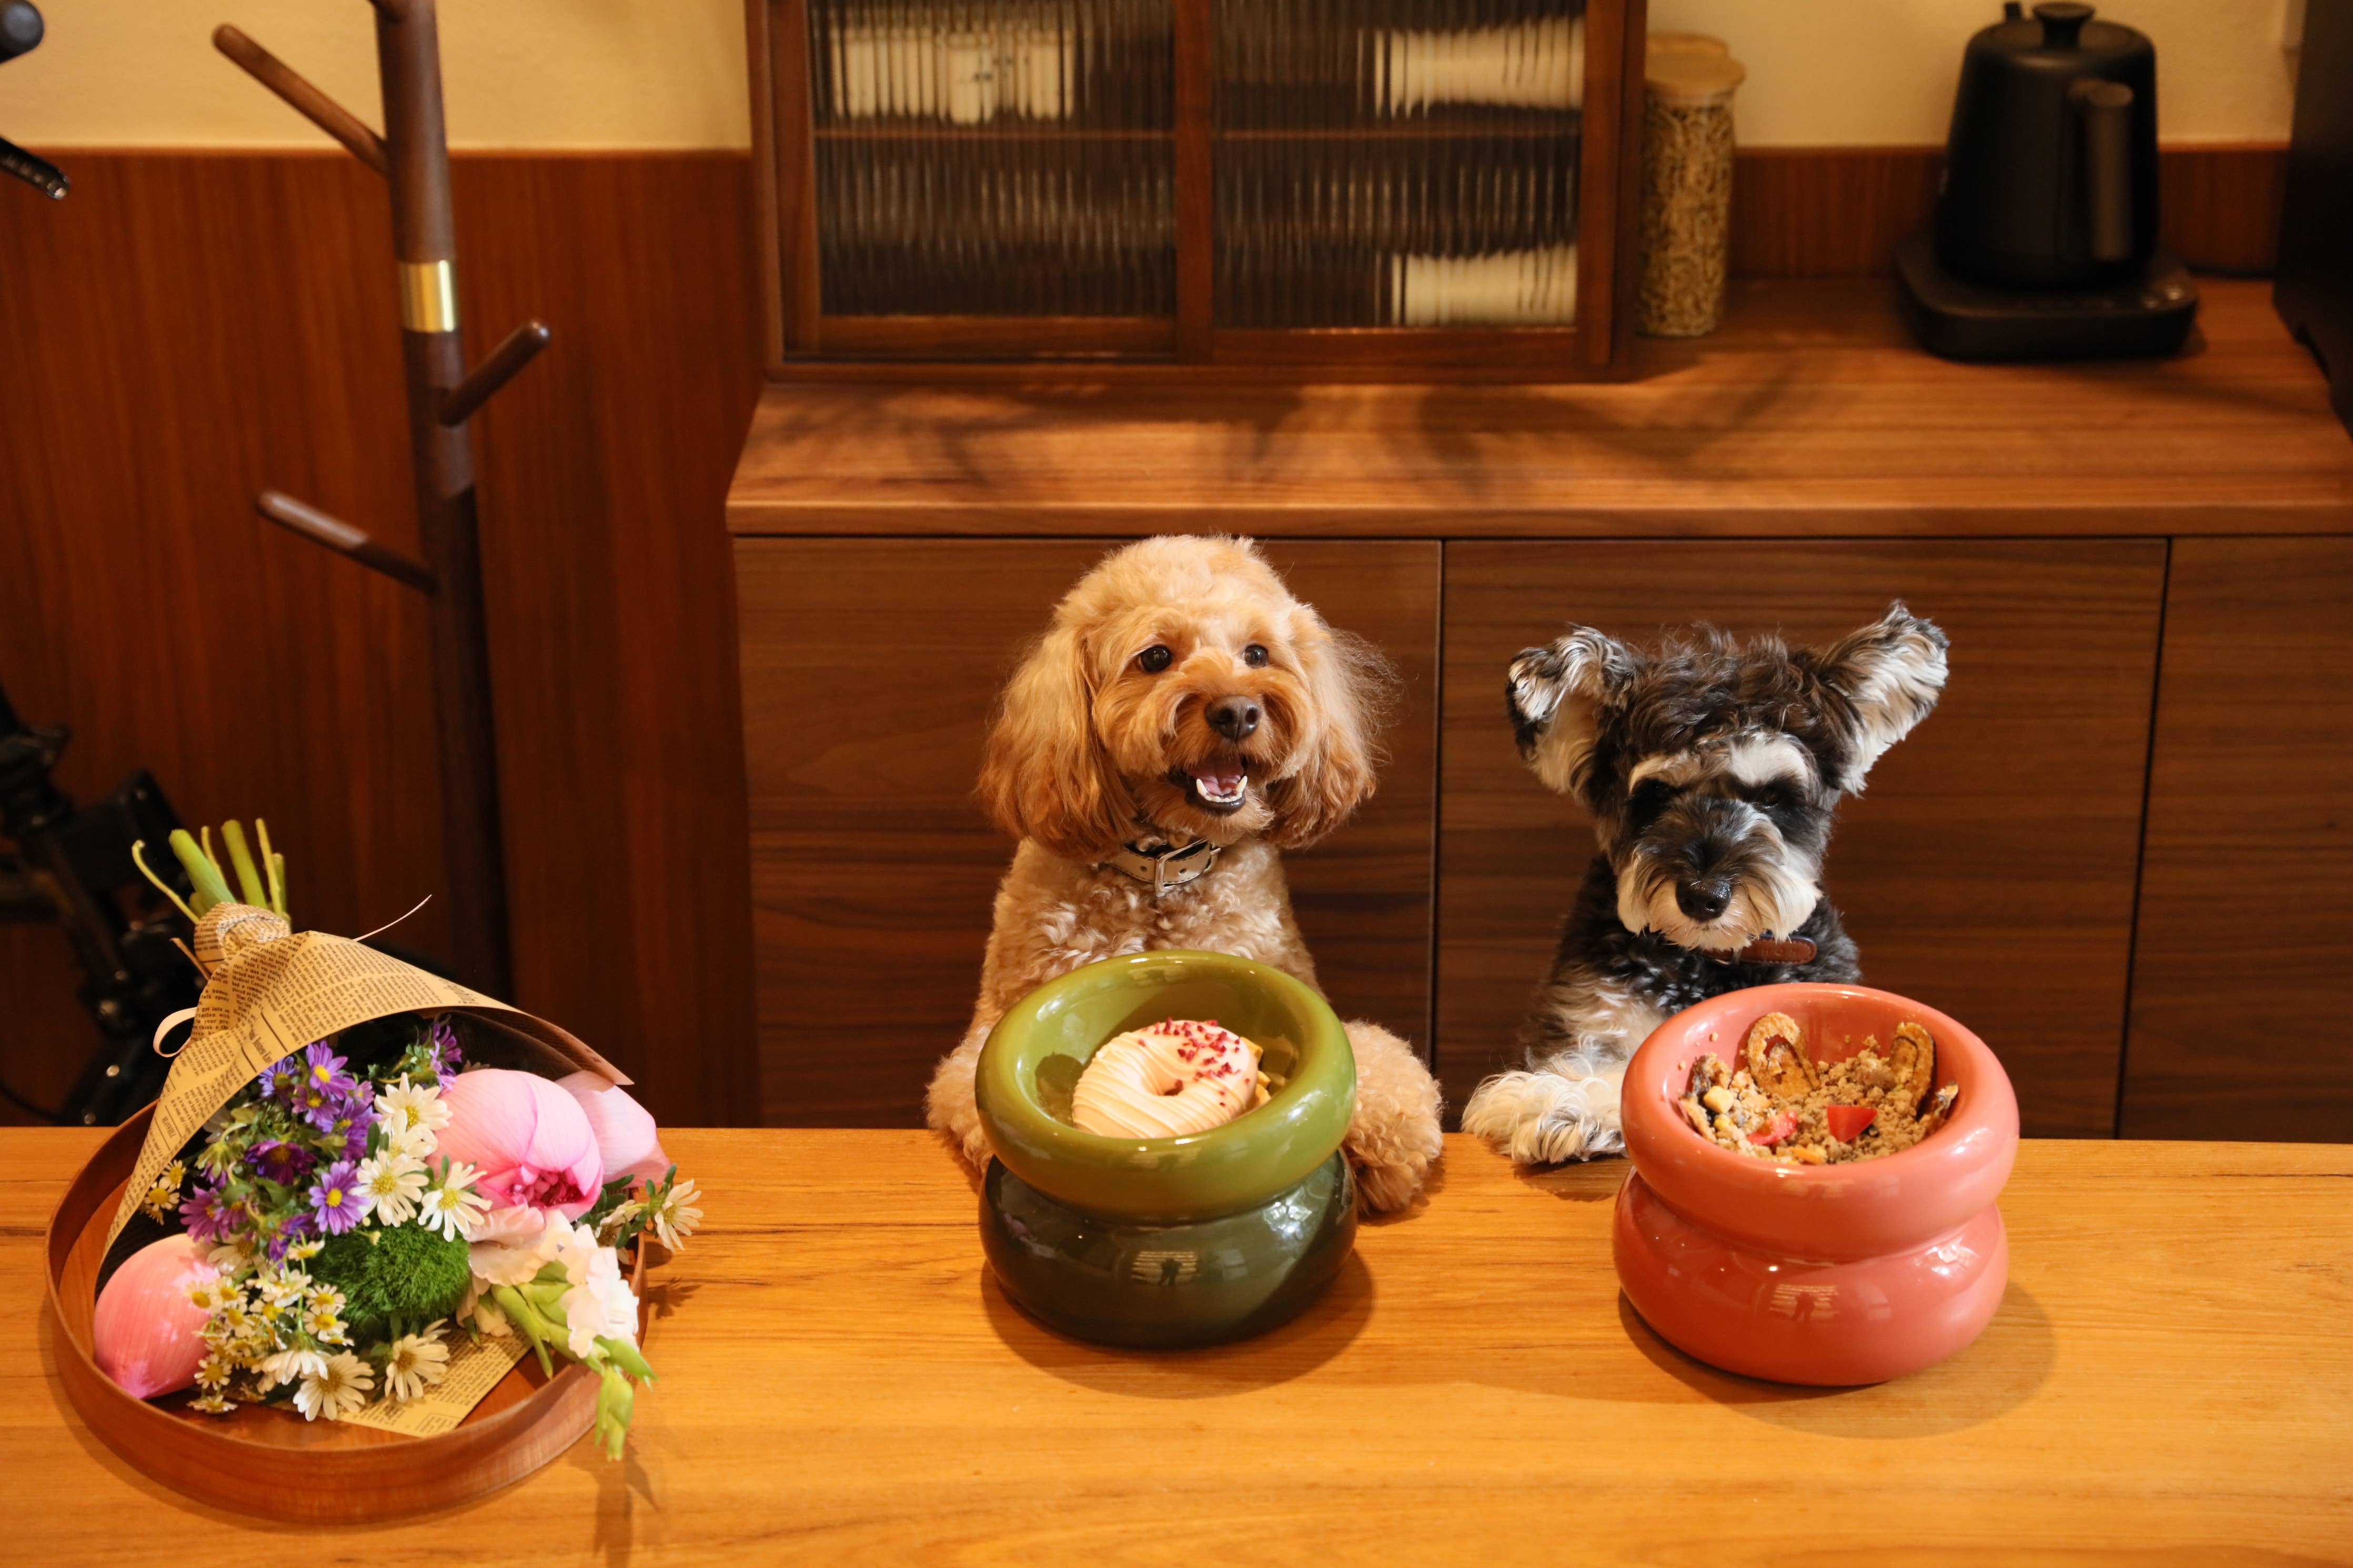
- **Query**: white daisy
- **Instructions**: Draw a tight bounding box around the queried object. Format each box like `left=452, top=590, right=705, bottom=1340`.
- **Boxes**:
left=187, top=1391, right=236, bottom=1415
left=354, top=1149, right=429, bottom=1226
left=645, top=1178, right=702, bottom=1251
left=258, top=1347, right=327, bottom=1390
left=294, top=1351, right=375, bottom=1421
left=419, top=1161, right=491, bottom=1241
left=380, top=1323, right=453, bottom=1401
left=193, top=1351, right=233, bottom=1390
left=186, top=1277, right=231, bottom=1313
left=255, top=1269, right=312, bottom=1310
left=284, top=1238, right=323, bottom=1262
left=207, top=1240, right=255, bottom=1274
left=301, top=1294, right=349, bottom=1347
left=375, top=1076, right=451, bottom=1155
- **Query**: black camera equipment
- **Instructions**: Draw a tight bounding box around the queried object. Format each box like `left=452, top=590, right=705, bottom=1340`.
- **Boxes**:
left=2, top=3, right=68, bottom=199
left=0, top=682, right=201, bottom=1124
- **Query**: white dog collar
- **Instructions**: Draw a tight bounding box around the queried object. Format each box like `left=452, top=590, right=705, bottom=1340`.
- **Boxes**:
left=1101, top=839, right=1220, bottom=897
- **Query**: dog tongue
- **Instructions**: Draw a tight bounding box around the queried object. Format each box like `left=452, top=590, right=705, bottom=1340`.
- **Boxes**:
left=1194, top=767, right=1245, bottom=795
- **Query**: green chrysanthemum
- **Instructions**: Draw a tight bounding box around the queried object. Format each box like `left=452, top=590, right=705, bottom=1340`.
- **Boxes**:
left=310, top=1222, right=471, bottom=1342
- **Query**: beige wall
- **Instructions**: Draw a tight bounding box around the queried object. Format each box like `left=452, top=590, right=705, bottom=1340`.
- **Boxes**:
left=6, top=0, right=2294, bottom=150
left=1650, top=0, right=2298, bottom=145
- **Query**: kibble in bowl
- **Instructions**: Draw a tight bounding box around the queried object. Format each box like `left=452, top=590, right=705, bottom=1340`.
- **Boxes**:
left=1613, top=983, right=2019, bottom=1385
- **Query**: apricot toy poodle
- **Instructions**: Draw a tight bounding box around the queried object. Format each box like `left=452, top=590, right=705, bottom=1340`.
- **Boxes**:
left=924, top=535, right=1444, bottom=1212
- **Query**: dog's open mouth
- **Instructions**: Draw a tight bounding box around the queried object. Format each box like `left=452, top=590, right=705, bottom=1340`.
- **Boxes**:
left=1168, top=764, right=1250, bottom=815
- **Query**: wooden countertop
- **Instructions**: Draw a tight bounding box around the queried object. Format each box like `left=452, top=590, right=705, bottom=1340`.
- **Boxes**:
left=12, top=1129, right=2351, bottom=1562
left=725, top=280, right=2353, bottom=538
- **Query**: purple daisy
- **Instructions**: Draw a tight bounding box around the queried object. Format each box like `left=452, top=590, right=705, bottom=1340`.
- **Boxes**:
left=246, top=1139, right=315, bottom=1186
left=179, top=1181, right=239, bottom=1245
left=307, top=1162, right=367, bottom=1235
left=427, top=1018, right=463, bottom=1085
left=260, top=1209, right=314, bottom=1261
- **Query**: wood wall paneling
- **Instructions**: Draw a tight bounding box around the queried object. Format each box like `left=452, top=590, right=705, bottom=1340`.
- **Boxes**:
left=1436, top=541, right=2168, bottom=1136
left=0, top=151, right=761, bottom=1127
left=1729, top=145, right=2288, bottom=279
left=738, top=540, right=1439, bottom=1127
left=2122, top=538, right=2353, bottom=1140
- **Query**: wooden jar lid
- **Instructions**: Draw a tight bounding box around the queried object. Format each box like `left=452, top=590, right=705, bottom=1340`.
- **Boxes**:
left=1646, top=41, right=1746, bottom=106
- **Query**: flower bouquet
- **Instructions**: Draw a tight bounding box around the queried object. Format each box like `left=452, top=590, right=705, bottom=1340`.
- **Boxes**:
left=45, top=822, right=700, bottom=1521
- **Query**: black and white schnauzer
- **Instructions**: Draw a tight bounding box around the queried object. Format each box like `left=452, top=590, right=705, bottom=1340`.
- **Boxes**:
left=1461, top=604, right=1950, bottom=1165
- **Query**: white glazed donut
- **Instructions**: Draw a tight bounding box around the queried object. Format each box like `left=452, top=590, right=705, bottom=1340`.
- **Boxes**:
left=1070, top=1019, right=1265, bottom=1139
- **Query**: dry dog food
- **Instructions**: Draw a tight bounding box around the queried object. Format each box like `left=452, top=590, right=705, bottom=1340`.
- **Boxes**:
left=1678, top=1010, right=1960, bottom=1165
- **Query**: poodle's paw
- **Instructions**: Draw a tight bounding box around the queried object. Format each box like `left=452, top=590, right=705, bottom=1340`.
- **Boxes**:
left=1341, top=1019, right=1444, bottom=1213
left=1352, top=1147, right=1435, bottom=1215
left=1460, top=1057, right=1626, bottom=1166
left=924, top=1027, right=994, bottom=1175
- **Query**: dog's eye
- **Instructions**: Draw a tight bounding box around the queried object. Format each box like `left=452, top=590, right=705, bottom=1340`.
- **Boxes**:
left=1137, top=645, right=1173, bottom=674
left=1627, top=778, right=1677, bottom=817
left=1742, top=780, right=1798, bottom=812
left=1242, top=644, right=1269, bottom=668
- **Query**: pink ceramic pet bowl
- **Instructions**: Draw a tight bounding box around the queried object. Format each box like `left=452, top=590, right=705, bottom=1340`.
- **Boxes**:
left=1614, top=983, right=2020, bottom=1385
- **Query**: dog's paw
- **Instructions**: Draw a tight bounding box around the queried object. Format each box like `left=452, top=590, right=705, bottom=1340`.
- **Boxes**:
left=1353, top=1151, right=1432, bottom=1216
left=1461, top=1065, right=1625, bottom=1166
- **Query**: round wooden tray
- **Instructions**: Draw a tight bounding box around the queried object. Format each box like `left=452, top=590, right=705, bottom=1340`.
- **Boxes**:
left=45, top=1107, right=650, bottom=1523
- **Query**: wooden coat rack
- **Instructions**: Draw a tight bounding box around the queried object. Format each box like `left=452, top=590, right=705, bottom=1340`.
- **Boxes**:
left=215, top=0, right=548, bottom=997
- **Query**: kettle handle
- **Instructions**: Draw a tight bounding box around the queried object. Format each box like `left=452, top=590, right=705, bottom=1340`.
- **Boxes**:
left=2071, top=77, right=2135, bottom=264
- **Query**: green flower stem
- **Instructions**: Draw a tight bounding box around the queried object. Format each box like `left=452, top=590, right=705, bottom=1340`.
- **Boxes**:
left=220, top=820, right=268, bottom=908
left=128, top=840, right=199, bottom=924
left=167, top=829, right=233, bottom=915
left=490, top=1285, right=557, bottom=1378
left=256, top=819, right=286, bottom=916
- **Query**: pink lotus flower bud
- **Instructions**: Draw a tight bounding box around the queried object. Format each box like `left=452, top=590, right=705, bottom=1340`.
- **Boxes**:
left=94, top=1234, right=218, bottom=1398
left=436, top=1068, right=604, bottom=1220
left=556, top=1072, right=670, bottom=1189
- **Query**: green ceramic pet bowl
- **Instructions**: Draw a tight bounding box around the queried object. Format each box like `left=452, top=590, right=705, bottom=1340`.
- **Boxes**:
left=973, top=949, right=1359, bottom=1348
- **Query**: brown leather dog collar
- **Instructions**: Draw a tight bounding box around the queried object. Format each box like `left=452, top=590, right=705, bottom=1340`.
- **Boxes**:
left=1100, top=838, right=1220, bottom=897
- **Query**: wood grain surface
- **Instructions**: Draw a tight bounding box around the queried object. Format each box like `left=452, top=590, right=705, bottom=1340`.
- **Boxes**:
left=1729, top=144, right=2289, bottom=279
left=9, top=1127, right=2351, bottom=1564
left=2123, top=538, right=2353, bottom=1140
left=726, top=280, right=2353, bottom=537
left=0, top=150, right=761, bottom=1128
left=738, top=540, right=1438, bottom=1126
left=1436, top=542, right=2168, bottom=1135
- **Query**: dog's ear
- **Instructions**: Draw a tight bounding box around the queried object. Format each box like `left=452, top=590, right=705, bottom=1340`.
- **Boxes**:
left=1809, top=602, right=1950, bottom=791
left=977, top=623, right=1137, bottom=858
left=1507, top=626, right=1634, bottom=802
left=1263, top=613, right=1389, bottom=850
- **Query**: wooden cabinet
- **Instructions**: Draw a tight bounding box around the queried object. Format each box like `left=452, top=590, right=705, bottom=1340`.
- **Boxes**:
left=2122, top=538, right=2353, bottom=1140
left=728, top=280, right=2353, bottom=1137
left=1437, top=541, right=2166, bottom=1136
left=739, top=539, right=1437, bottom=1125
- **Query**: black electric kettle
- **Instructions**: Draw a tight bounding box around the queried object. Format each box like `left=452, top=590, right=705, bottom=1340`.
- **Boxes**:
left=1936, top=1, right=2158, bottom=288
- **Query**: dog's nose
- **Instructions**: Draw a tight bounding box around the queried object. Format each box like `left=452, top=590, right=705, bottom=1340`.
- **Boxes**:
left=1208, top=696, right=1261, bottom=743
left=1675, top=878, right=1732, bottom=922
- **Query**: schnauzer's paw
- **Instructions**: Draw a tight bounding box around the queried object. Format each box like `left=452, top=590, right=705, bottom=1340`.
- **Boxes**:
left=1461, top=1065, right=1625, bottom=1166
